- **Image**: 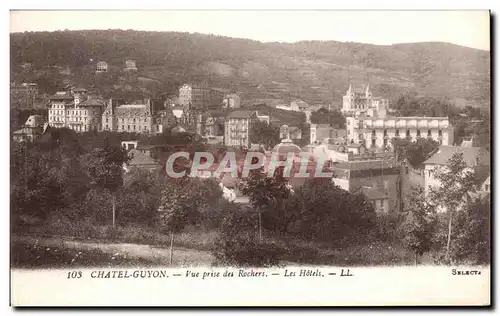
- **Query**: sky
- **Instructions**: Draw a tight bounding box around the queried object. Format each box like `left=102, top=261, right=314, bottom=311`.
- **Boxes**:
left=9, top=10, right=490, bottom=51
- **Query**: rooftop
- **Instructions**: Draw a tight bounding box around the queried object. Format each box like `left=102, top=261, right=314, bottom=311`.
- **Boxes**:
left=423, top=146, right=490, bottom=167
left=78, top=98, right=107, bottom=107
left=332, top=159, right=398, bottom=171
left=227, top=110, right=256, bottom=119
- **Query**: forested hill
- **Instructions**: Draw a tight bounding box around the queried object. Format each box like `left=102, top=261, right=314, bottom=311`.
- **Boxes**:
left=10, top=30, right=490, bottom=108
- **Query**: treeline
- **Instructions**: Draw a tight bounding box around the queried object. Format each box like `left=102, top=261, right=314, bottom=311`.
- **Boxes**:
left=10, top=30, right=490, bottom=106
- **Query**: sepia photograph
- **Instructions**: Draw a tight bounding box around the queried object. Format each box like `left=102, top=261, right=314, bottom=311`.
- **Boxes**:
left=8, top=8, right=491, bottom=307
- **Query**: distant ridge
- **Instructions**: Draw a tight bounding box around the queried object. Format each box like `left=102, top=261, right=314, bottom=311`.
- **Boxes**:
left=10, top=30, right=490, bottom=108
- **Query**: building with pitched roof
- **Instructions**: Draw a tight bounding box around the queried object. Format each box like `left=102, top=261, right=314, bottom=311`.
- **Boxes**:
left=423, top=145, right=490, bottom=197
left=330, top=158, right=404, bottom=213
left=12, top=115, right=47, bottom=142
left=224, top=110, right=269, bottom=148
left=96, top=61, right=108, bottom=73
left=102, top=99, right=169, bottom=135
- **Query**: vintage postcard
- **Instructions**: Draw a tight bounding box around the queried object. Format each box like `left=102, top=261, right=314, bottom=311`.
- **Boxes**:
left=9, top=10, right=491, bottom=306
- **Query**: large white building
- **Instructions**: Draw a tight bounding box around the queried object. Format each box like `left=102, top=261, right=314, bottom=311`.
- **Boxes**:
left=48, top=88, right=104, bottom=132
left=346, top=116, right=454, bottom=149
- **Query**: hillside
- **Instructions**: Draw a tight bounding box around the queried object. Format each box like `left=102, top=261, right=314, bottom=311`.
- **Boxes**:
left=10, top=30, right=491, bottom=108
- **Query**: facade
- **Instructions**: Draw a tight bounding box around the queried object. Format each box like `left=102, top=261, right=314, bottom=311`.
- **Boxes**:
left=423, top=145, right=491, bottom=197
left=223, top=93, right=241, bottom=109
left=125, top=60, right=137, bottom=71
left=96, top=61, right=108, bottom=73
left=77, top=97, right=107, bottom=132
left=331, top=159, right=404, bottom=213
left=346, top=116, right=454, bottom=149
left=47, top=92, right=79, bottom=129
left=104, top=99, right=168, bottom=135
left=10, top=83, right=38, bottom=109
left=224, top=110, right=261, bottom=147
left=48, top=88, right=108, bottom=132
left=12, top=115, right=47, bottom=142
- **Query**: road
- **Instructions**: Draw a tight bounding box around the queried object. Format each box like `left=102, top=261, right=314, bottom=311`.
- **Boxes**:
left=13, top=235, right=214, bottom=267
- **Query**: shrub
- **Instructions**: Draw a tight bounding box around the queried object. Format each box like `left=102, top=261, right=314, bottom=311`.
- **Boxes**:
left=211, top=206, right=284, bottom=267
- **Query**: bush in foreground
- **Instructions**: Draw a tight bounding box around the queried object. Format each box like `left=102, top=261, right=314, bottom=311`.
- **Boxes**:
left=211, top=206, right=284, bottom=267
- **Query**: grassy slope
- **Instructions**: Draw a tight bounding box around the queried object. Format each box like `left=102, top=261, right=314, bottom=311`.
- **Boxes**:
left=10, top=30, right=490, bottom=108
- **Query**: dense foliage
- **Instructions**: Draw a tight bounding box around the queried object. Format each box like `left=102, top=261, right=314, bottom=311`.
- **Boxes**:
left=391, top=137, right=439, bottom=167
left=310, top=108, right=346, bottom=129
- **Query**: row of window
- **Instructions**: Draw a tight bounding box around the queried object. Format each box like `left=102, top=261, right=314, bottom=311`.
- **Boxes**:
left=114, top=125, right=161, bottom=132
left=370, top=129, right=444, bottom=137
left=50, top=109, right=94, bottom=116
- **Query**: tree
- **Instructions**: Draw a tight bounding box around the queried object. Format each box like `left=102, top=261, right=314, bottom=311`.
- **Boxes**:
left=429, top=153, right=478, bottom=263
left=289, top=180, right=377, bottom=244
left=400, top=186, right=437, bottom=265
left=391, top=137, right=439, bottom=168
left=119, top=168, right=163, bottom=226
left=83, top=138, right=130, bottom=227
left=239, top=167, right=294, bottom=237
left=450, top=196, right=490, bottom=265
left=310, top=108, right=346, bottom=129
left=249, top=120, right=280, bottom=149
left=158, top=177, right=222, bottom=265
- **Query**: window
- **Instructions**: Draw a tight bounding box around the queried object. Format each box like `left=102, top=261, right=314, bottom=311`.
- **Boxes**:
left=428, top=130, right=432, bottom=137
left=127, top=125, right=130, bottom=131
left=121, top=125, right=124, bottom=130
left=395, top=129, right=400, bottom=136
left=383, top=129, right=387, bottom=136
left=372, top=139, right=376, bottom=147
left=428, top=170, right=432, bottom=178
left=372, top=129, right=376, bottom=136
left=143, top=126, right=147, bottom=131
left=144, top=118, right=147, bottom=122
left=417, top=129, right=421, bottom=137
left=106, top=117, right=108, bottom=123
left=156, top=125, right=160, bottom=132
left=438, top=130, right=443, bottom=136
left=133, top=118, right=136, bottom=123
left=485, top=184, right=490, bottom=191
left=133, top=125, right=136, bottom=131
left=406, top=130, right=410, bottom=137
